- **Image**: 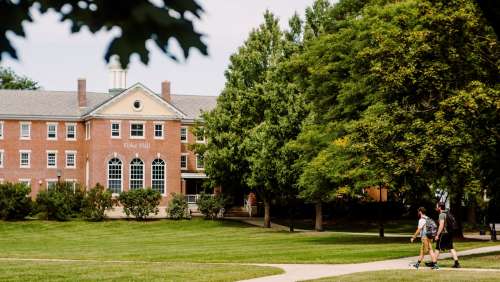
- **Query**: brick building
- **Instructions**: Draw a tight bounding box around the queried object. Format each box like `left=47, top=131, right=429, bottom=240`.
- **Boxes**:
left=0, top=65, right=216, bottom=205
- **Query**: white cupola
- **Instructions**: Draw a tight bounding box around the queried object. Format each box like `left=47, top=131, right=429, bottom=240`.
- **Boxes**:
left=108, top=55, right=127, bottom=93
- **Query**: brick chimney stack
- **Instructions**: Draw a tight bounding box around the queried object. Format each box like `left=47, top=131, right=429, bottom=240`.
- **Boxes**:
left=78, top=78, right=87, bottom=107
left=161, top=81, right=171, bottom=102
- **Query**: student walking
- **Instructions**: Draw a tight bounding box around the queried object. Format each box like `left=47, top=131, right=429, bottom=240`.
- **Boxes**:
left=410, top=207, right=438, bottom=269
left=434, top=202, right=461, bottom=268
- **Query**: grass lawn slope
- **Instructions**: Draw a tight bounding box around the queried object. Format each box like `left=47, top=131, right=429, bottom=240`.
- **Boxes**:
left=0, top=219, right=496, bottom=264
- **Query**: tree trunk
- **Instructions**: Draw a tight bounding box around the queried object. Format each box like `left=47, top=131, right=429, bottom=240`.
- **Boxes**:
left=264, top=200, right=271, bottom=228
left=451, top=191, right=464, bottom=239
left=467, top=205, right=477, bottom=225
left=315, top=202, right=323, bottom=231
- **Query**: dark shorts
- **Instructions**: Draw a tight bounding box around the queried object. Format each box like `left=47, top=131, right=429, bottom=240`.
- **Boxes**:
left=436, top=233, right=454, bottom=251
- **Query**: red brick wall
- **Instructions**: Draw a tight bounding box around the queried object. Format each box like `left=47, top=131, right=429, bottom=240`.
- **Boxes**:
left=0, top=119, right=199, bottom=204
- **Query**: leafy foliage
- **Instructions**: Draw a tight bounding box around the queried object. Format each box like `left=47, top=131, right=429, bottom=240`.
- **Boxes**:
left=0, top=0, right=207, bottom=66
left=81, top=183, right=115, bottom=221
left=166, top=193, right=189, bottom=220
left=0, top=182, right=33, bottom=220
left=118, top=188, right=161, bottom=220
left=35, top=182, right=84, bottom=221
left=0, top=67, right=39, bottom=89
left=196, top=192, right=226, bottom=219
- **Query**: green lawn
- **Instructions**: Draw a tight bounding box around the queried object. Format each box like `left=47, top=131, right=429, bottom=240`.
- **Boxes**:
left=440, top=251, right=500, bottom=269
left=308, top=269, right=500, bottom=282
left=0, top=260, right=281, bottom=282
left=0, top=219, right=496, bottom=264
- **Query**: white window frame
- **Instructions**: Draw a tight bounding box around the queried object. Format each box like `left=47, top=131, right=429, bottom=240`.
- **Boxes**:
left=47, top=150, right=58, bottom=169
left=19, top=150, right=31, bottom=168
left=65, top=123, right=77, bottom=141
left=46, top=122, right=58, bottom=140
left=85, top=122, right=91, bottom=140
left=18, top=178, right=31, bottom=187
left=46, top=179, right=58, bottom=190
left=0, top=121, right=4, bottom=139
left=19, top=122, right=31, bottom=140
left=153, top=122, right=164, bottom=140
left=195, top=154, right=205, bottom=170
left=65, top=150, right=77, bottom=169
left=196, top=127, right=206, bottom=143
left=107, top=158, right=123, bottom=194
left=0, top=149, right=4, bottom=168
left=129, top=158, right=144, bottom=189
left=180, top=126, right=188, bottom=143
left=151, top=159, right=166, bottom=195
left=65, top=179, right=77, bottom=191
left=110, top=121, right=121, bottom=139
left=129, top=121, right=145, bottom=139
left=180, top=153, right=188, bottom=170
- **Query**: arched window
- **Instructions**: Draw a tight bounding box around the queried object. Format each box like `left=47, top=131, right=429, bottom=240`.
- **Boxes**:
left=152, top=159, right=165, bottom=194
left=108, top=158, right=122, bottom=193
left=130, top=158, right=144, bottom=190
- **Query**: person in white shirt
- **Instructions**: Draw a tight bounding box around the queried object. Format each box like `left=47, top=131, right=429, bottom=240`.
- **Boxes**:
left=410, top=207, right=438, bottom=269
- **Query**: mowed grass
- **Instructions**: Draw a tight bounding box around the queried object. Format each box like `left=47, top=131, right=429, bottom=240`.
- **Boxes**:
left=0, top=219, right=497, bottom=264
left=440, top=251, right=500, bottom=269
left=0, top=260, right=281, bottom=282
left=308, top=269, right=500, bottom=282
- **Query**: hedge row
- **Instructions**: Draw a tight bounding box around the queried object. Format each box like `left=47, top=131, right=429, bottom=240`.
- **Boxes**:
left=0, top=182, right=190, bottom=221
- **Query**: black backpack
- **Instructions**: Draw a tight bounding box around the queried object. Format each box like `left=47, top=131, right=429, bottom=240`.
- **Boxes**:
left=445, top=212, right=459, bottom=234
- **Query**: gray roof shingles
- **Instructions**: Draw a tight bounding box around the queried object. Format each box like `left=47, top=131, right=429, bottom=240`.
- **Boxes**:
left=0, top=89, right=217, bottom=120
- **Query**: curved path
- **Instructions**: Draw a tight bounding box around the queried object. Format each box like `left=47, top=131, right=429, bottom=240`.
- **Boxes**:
left=238, top=245, right=500, bottom=282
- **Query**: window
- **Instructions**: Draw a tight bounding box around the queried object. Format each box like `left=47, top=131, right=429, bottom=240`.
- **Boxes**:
left=47, top=151, right=57, bottom=168
left=130, top=158, right=144, bottom=189
left=108, top=158, right=122, bottom=194
left=19, top=150, right=30, bottom=168
left=196, top=127, right=205, bottom=143
left=65, top=179, right=77, bottom=191
left=154, top=123, right=164, bottom=139
left=0, top=121, right=4, bottom=139
left=180, top=154, right=188, bottom=170
left=152, top=159, right=165, bottom=194
left=85, top=122, right=91, bottom=140
left=47, top=123, right=58, bottom=140
left=66, top=123, right=76, bottom=140
left=196, top=154, right=204, bottom=170
left=180, top=126, right=188, bottom=143
left=130, top=122, right=145, bottom=139
left=0, top=149, right=4, bottom=168
left=46, top=180, right=58, bottom=190
left=18, top=179, right=31, bottom=187
left=20, top=122, right=31, bottom=140
left=66, top=151, right=76, bottom=168
left=111, top=122, right=121, bottom=138
left=133, top=100, right=142, bottom=111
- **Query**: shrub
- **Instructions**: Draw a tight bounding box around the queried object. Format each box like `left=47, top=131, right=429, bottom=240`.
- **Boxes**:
left=35, top=182, right=84, bottom=221
left=166, top=193, right=189, bottom=220
left=118, top=188, right=161, bottom=220
left=196, top=192, right=226, bottom=219
left=82, top=183, right=115, bottom=221
left=0, top=182, right=33, bottom=220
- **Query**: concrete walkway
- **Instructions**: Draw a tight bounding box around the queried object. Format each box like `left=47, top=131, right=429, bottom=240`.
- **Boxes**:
left=238, top=245, right=500, bottom=282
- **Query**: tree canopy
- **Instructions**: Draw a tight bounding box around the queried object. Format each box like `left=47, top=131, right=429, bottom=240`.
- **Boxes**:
left=0, top=67, right=39, bottom=90
left=0, top=0, right=207, bottom=67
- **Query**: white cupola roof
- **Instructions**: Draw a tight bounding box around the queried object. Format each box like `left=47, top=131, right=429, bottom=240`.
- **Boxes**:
left=108, top=55, right=127, bottom=92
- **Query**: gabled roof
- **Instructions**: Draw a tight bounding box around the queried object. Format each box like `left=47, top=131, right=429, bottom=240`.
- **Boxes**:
left=0, top=85, right=217, bottom=121
left=85, top=83, right=187, bottom=119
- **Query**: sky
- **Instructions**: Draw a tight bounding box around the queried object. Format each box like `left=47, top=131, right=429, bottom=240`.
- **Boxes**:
left=1, top=1, right=318, bottom=96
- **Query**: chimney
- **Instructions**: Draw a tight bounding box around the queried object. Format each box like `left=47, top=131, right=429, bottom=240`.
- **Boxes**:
left=78, top=78, right=87, bottom=107
left=161, top=81, right=171, bottom=102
